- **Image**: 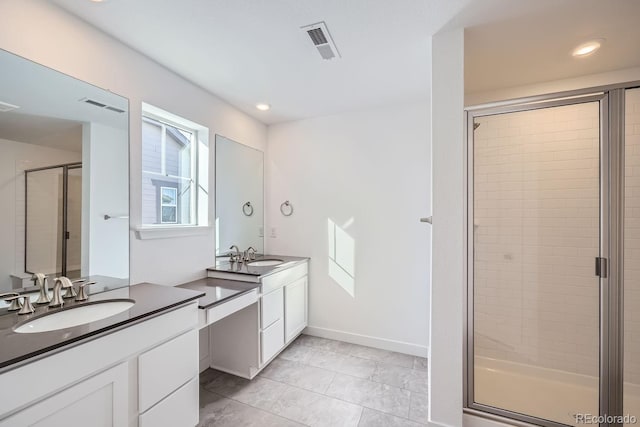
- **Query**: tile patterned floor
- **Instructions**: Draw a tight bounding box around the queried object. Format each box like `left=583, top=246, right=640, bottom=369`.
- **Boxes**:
left=198, top=334, right=429, bottom=427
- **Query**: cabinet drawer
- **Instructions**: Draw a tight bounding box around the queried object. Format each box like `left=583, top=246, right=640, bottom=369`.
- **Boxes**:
left=205, top=289, right=258, bottom=325
left=261, top=262, right=308, bottom=294
left=261, top=287, right=283, bottom=329
left=139, top=376, right=198, bottom=427
left=261, top=317, right=284, bottom=364
left=139, top=329, right=198, bottom=413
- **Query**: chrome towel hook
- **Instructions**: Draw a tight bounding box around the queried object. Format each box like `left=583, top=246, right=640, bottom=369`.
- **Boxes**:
left=242, top=201, right=254, bottom=216
left=280, top=200, right=294, bottom=217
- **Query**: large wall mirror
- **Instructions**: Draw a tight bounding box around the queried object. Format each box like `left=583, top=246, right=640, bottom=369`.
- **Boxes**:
left=215, top=135, right=264, bottom=256
left=0, top=49, right=129, bottom=293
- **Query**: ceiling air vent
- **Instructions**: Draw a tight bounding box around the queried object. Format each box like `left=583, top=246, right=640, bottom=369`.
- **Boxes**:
left=80, top=97, right=125, bottom=113
left=105, top=106, right=126, bottom=113
left=0, top=100, right=20, bottom=112
left=301, top=21, right=341, bottom=60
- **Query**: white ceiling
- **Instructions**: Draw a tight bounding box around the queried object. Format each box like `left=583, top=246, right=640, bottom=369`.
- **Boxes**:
left=465, top=0, right=640, bottom=94
left=0, top=113, right=83, bottom=152
left=50, top=0, right=640, bottom=124
left=51, top=0, right=469, bottom=124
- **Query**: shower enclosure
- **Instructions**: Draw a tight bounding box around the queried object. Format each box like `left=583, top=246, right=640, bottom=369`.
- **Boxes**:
left=465, top=85, right=640, bottom=426
left=25, top=162, right=82, bottom=278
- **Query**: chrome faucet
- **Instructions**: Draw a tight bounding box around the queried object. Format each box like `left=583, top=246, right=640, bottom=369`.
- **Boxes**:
left=32, top=273, right=51, bottom=305
left=245, top=247, right=257, bottom=262
left=229, top=245, right=241, bottom=263
left=50, top=277, right=74, bottom=308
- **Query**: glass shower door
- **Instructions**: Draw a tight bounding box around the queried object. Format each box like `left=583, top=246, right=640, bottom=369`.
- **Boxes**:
left=25, top=163, right=82, bottom=278
left=624, top=88, right=640, bottom=425
left=471, top=99, right=602, bottom=426
left=25, top=167, right=65, bottom=276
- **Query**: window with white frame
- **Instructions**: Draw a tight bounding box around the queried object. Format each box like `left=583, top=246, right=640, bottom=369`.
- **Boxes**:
left=141, top=104, right=209, bottom=228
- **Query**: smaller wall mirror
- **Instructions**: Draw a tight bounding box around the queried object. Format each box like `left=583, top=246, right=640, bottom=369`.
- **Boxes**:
left=215, top=135, right=264, bottom=255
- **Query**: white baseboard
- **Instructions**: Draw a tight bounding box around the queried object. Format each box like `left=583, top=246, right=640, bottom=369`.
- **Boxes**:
left=199, top=355, right=210, bottom=373
left=303, top=326, right=428, bottom=357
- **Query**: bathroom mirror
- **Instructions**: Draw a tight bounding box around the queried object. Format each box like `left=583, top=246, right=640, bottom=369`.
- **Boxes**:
left=215, top=135, right=264, bottom=256
left=0, top=49, right=129, bottom=293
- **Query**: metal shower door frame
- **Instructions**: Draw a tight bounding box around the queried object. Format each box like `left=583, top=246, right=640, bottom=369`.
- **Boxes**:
left=463, top=89, right=625, bottom=427
left=24, top=161, right=82, bottom=277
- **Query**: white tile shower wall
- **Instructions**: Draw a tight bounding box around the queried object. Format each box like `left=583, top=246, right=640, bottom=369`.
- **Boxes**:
left=473, top=102, right=601, bottom=376
left=625, top=88, right=640, bottom=386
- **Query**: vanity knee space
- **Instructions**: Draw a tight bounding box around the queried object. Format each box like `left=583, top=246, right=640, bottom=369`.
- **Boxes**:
left=191, top=259, right=308, bottom=379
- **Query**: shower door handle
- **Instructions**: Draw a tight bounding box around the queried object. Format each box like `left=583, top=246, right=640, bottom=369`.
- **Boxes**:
left=595, top=257, right=607, bottom=278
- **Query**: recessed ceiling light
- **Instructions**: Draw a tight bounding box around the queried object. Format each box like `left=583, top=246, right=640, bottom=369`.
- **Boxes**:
left=572, top=39, right=604, bottom=57
left=256, top=103, right=270, bottom=111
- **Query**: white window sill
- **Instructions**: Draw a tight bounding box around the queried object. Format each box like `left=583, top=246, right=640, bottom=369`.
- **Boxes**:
left=134, top=225, right=211, bottom=240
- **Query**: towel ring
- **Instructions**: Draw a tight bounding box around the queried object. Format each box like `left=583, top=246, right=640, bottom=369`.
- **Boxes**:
left=280, top=200, right=294, bottom=217
left=242, top=202, right=254, bottom=217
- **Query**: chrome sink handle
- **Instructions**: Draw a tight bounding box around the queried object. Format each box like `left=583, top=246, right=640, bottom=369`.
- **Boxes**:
left=246, top=247, right=257, bottom=261
left=62, top=279, right=80, bottom=299
left=32, top=273, right=51, bottom=305
left=4, top=295, right=35, bottom=315
left=50, top=277, right=74, bottom=308
left=75, top=281, right=96, bottom=302
left=0, top=292, right=22, bottom=311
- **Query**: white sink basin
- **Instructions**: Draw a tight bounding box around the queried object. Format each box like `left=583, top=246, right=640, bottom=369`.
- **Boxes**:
left=247, top=259, right=284, bottom=267
left=14, top=300, right=135, bottom=333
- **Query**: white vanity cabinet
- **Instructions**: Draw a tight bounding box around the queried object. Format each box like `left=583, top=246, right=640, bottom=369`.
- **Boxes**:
left=0, top=302, right=200, bottom=427
left=208, top=260, right=308, bottom=378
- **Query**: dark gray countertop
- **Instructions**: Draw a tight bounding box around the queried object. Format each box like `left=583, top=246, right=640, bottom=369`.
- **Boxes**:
left=207, top=255, right=309, bottom=277
left=0, top=283, right=204, bottom=373
left=176, top=278, right=259, bottom=309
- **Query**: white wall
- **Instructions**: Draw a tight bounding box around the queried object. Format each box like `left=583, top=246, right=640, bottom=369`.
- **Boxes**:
left=0, top=0, right=267, bottom=286
left=429, top=28, right=464, bottom=427
left=0, top=138, right=81, bottom=290
left=83, top=122, right=129, bottom=279
left=466, top=65, right=640, bottom=107
left=266, top=102, right=431, bottom=356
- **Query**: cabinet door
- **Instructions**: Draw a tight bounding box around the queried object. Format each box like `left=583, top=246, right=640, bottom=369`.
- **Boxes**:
left=284, top=276, right=307, bottom=343
left=0, top=362, right=128, bottom=427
